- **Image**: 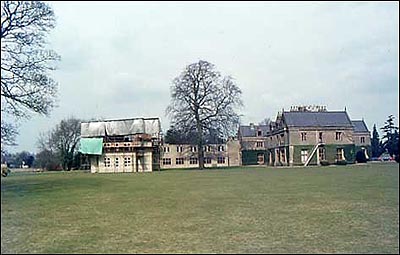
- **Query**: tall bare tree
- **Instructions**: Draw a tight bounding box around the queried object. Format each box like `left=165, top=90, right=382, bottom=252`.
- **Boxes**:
left=1, top=1, right=59, bottom=150
left=166, top=60, right=242, bottom=169
left=37, top=117, right=81, bottom=171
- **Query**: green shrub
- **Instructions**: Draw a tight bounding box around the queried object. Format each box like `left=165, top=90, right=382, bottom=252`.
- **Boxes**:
left=336, top=160, right=347, bottom=165
left=320, top=160, right=330, bottom=166
left=356, top=150, right=367, bottom=163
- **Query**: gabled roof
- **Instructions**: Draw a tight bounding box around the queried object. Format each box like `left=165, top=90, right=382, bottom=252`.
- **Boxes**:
left=282, top=111, right=353, bottom=127
left=239, top=124, right=270, bottom=137
left=351, top=120, right=369, bottom=133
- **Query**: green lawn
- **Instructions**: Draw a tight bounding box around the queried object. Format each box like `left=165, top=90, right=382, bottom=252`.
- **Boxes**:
left=1, top=163, right=399, bottom=254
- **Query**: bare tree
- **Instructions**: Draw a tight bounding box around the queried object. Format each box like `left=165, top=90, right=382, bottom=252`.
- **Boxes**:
left=259, top=117, right=271, bottom=126
left=166, top=60, right=243, bottom=169
left=1, top=1, right=59, bottom=150
left=1, top=120, right=18, bottom=152
left=37, top=117, right=81, bottom=171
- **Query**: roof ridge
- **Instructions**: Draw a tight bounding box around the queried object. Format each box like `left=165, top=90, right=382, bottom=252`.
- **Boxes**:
left=83, top=117, right=160, bottom=123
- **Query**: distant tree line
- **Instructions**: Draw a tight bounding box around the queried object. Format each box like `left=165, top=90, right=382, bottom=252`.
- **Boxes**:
left=1, top=151, right=34, bottom=168
left=1, top=117, right=83, bottom=171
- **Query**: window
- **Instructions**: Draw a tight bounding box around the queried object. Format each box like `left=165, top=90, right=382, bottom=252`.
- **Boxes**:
left=218, top=145, right=225, bottom=152
left=257, top=153, right=264, bottom=164
left=115, top=157, right=119, bottom=168
left=257, top=130, right=262, bottom=136
left=336, top=148, right=344, bottom=161
left=319, top=132, right=323, bottom=142
left=361, top=137, right=365, bottom=144
left=163, top=147, right=170, bottom=153
left=189, top=157, right=198, bottom=164
left=191, top=146, right=197, bottom=153
left=280, top=150, right=286, bottom=163
left=176, top=158, right=184, bottom=165
left=256, top=141, right=263, bottom=148
left=319, top=148, right=326, bottom=161
left=301, top=149, right=308, bottom=163
left=124, top=157, right=131, bottom=167
left=301, top=132, right=307, bottom=141
left=336, top=132, right=342, bottom=141
left=162, top=158, right=171, bottom=165
left=177, top=146, right=183, bottom=153
left=217, top=157, right=225, bottom=164
left=104, top=157, right=111, bottom=167
left=204, top=146, right=211, bottom=152
left=204, top=157, right=212, bottom=164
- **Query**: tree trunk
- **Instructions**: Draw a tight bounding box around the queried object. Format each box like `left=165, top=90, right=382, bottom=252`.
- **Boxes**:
left=197, top=123, right=204, bottom=169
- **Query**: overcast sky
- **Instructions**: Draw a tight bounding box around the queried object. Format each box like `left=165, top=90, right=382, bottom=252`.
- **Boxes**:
left=7, top=1, right=399, bottom=153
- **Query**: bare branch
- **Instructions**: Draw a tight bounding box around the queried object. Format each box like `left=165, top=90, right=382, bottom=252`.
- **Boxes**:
left=166, top=60, right=243, bottom=168
left=1, top=1, right=59, bottom=147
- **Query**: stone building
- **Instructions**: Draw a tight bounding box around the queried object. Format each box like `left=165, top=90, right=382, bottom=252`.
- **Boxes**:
left=352, top=120, right=371, bottom=160
left=79, top=118, right=161, bottom=173
left=238, top=123, right=270, bottom=165
left=160, top=138, right=241, bottom=169
left=238, top=107, right=371, bottom=166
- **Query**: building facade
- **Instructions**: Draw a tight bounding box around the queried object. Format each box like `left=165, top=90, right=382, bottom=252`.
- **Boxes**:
left=238, top=123, right=270, bottom=165
left=352, top=120, right=372, bottom=160
left=238, top=107, right=372, bottom=166
left=160, top=138, right=241, bottom=169
left=79, top=118, right=161, bottom=173
left=80, top=107, right=372, bottom=173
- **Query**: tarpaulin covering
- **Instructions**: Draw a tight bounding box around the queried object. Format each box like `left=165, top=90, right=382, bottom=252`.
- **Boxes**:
left=81, top=122, right=106, bottom=137
left=80, top=118, right=161, bottom=138
left=79, top=138, right=103, bottom=155
left=105, top=119, right=145, bottom=136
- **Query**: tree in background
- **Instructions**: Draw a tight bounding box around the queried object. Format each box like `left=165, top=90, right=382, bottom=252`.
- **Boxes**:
left=1, top=1, right=60, bottom=151
left=371, top=124, right=382, bottom=158
left=37, top=117, right=81, bottom=170
left=166, top=60, right=243, bottom=169
left=259, top=117, right=272, bottom=126
left=1, top=150, right=34, bottom=168
left=33, top=149, right=59, bottom=171
left=380, top=115, right=399, bottom=159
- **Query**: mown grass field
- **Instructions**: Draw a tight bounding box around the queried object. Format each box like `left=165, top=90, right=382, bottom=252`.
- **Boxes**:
left=1, top=163, right=399, bottom=254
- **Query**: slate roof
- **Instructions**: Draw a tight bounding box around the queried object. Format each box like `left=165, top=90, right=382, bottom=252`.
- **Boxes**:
left=239, top=124, right=270, bottom=137
left=282, top=111, right=353, bottom=127
left=351, top=120, right=369, bottom=133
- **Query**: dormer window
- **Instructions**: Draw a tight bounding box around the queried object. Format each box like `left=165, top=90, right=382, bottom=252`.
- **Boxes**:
left=257, top=130, right=262, bottom=136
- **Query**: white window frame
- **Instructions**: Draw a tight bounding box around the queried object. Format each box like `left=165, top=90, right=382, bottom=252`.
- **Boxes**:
left=189, top=157, right=198, bottom=164
left=301, top=149, right=308, bottom=163
left=104, top=157, right=111, bottom=167
left=124, top=157, right=131, bottom=167
left=176, top=158, right=184, bottom=165
left=162, top=158, right=171, bottom=165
